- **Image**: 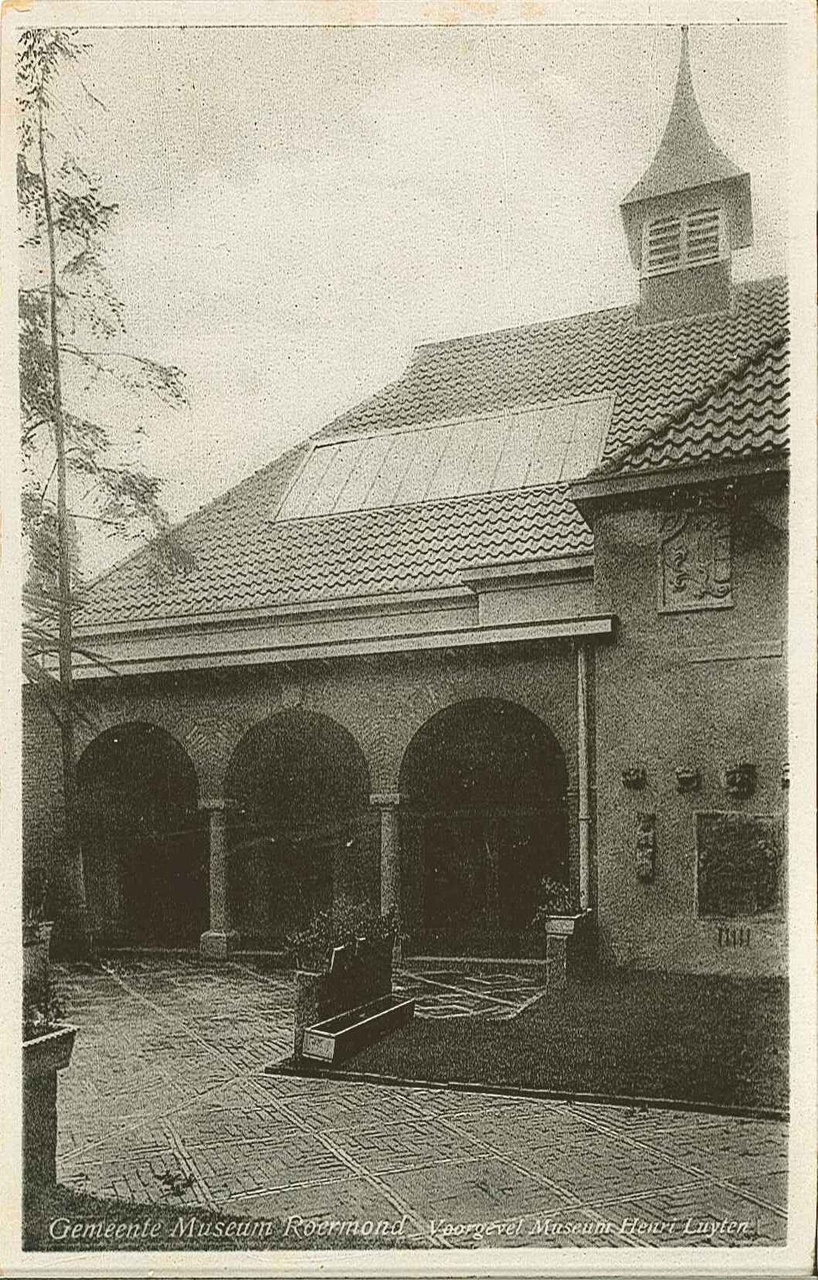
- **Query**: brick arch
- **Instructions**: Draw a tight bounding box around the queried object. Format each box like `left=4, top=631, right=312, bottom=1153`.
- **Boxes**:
left=176, top=712, right=248, bottom=796
left=379, top=667, right=576, bottom=795
left=397, top=695, right=572, bottom=956
left=77, top=721, right=207, bottom=947
left=221, top=708, right=378, bottom=947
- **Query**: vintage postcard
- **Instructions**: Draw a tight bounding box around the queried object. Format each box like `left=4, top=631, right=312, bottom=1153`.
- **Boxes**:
left=0, top=0, right=815, bottom=1274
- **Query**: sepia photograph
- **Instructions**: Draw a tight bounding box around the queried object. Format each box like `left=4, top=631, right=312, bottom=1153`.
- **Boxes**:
left=1, top=0, right=814, bottom=1272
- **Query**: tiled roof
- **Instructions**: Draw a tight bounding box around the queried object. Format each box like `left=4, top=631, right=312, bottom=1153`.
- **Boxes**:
left=79, top=276, right=787, bottom=629
left=318, top=277, right=787, bottom=461
left=79, top=487, right=590, bottom=626
left=596, top=336, right=789, bottom=476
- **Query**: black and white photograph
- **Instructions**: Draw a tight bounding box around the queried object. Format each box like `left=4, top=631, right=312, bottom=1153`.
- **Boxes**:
left=1, top=0, right=815, bottom=1271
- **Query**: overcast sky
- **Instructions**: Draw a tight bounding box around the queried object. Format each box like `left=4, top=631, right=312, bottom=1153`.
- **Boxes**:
left=49, top=21, right=786, bottom=572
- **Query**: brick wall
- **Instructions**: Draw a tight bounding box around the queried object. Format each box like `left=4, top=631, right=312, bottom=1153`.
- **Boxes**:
left=23, top=643, right=580, bottom=949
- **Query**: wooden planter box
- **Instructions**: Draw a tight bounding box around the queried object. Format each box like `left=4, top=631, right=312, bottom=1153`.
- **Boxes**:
left=302, top=993, right=415, bottom=1065
left=293, top=935, right=395, bottom=1061
left=23, top=1025, right=77, bottom=1187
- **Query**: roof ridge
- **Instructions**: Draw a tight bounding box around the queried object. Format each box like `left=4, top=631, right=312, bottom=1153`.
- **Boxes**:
left=412, top=301, right=636, bottom=354
left=593, top=330, right=789, bottom=477
left=411, top=275, right=786, bottom=356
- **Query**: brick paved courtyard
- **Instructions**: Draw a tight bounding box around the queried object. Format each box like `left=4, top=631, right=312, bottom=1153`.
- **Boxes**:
left=50, top=957, right=788, bottom=1250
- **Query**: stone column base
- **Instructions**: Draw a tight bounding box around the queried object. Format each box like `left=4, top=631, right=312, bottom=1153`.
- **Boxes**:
left=200, top=930, right=239, bottom=960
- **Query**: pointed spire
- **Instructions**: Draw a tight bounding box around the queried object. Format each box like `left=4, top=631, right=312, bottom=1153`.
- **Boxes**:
left=622, top=26, right=745, bottom=207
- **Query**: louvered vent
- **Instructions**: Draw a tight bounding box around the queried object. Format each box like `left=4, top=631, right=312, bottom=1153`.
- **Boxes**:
left=644, top=217, right=682, bottom=276
left=642, top=207, right=724, bottom=278
left=685, top=207, right=721, bottom=264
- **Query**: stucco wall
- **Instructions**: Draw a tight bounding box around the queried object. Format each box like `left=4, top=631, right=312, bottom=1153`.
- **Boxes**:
left=591, top=482, right=788, bottom=976
left=23, top=478, right=787, bottom=975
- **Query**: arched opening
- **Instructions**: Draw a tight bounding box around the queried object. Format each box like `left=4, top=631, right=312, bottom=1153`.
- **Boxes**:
left=400, top=698, right=569, bottom=956
left=77, top=723, right=206, bottom=946
left=224, top=710, right=376, bottom=948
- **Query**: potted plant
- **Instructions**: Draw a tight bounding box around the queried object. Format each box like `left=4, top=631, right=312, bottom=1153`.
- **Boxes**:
left=530, top=876, right=586, bottom=935
left=23, top=869, right=54, bottom=1000
left=526, top=877, right=594, bottom=985
left=286, top=899, right=399, bottom=974
left=23, top=980, right=77, bottom=1187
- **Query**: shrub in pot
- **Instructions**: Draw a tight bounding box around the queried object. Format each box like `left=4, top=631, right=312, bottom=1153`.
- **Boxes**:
left=525, top=877, right=594, bottom=981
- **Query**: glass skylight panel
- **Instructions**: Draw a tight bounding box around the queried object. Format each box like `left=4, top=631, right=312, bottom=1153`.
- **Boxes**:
left=467, top=414, right=513, bottom=493
left=332, top=431, right=392, bottom=511
left=364, top=429, right=418, bottom=509
left=392, top=424, right=451, bottom=506
left=492, top=412, right=544, bottom=491
left=433, top=418, right=483, bottom=499
left=523, top=404, right=575, bottom=486
left=280, top=439, right=340, bottom=519
left=313, top=436, right=368, bottom=513
left=276, top=396, right=611, bottom=519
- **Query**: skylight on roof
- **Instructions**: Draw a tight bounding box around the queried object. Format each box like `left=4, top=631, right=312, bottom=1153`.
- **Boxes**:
left=276, top=398, right=613, bottom=521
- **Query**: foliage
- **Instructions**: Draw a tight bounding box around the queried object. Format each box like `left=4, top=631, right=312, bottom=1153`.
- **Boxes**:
left=530, top=875, right=576, bottom=924
left=17, top=28, right=193, bottom=709
left=23, top=980, right=66, bottom=1041
left=285, top=899, right=398, bottom=972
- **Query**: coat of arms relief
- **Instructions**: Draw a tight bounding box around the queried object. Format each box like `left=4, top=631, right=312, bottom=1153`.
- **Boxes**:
left=658, top=505, right=733, bottom=612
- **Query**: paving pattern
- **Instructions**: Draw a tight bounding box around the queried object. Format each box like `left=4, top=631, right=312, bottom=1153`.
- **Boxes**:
left=395, top=967, right=547, bottom=1020
left=52, top=957, right=788, bottom=1251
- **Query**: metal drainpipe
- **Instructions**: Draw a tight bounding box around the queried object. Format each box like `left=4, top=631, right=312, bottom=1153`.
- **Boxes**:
left=576, top=642, right=591, bottom=910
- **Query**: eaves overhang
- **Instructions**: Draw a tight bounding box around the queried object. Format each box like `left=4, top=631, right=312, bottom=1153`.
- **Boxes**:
left=68, top=611, right=617, bottom=683
left=460, top=554, right=594, bottom=593
left=569, top=454, right=789, bottom=520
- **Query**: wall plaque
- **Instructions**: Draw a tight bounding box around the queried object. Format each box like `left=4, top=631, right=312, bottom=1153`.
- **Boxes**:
left=635, top=813, right=656, bottom=883
left=658, top=506, right=732, bottom=613
left=696, top=812, right=784, bottom=919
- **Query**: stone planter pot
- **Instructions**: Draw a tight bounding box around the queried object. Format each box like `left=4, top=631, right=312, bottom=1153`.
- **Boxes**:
left=23, top=922, right=54, bottom=998
left=543, top=912, right=587, bottom=937
left=23, top=1025, right=77, bottom=1187
left=542, top=910, right=595, bottom=986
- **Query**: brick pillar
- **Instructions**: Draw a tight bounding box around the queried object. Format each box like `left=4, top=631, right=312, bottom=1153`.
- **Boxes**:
left=199, top=798, right=239, bottom=960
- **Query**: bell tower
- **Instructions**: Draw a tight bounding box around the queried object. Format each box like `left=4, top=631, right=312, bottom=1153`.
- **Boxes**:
left=620, top=27, right=753, bottom=324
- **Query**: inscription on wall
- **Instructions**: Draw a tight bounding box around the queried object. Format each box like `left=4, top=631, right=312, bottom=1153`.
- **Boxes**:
left=658, top=506, right=732, bottom=613
left=696, top=812, right=784, bottom=919
left=717, top=925, right=751, bottom=948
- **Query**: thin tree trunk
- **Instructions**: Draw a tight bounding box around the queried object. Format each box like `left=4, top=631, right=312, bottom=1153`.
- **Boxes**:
left=37, top=100, right=89, bottom=956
